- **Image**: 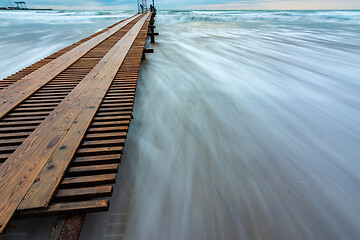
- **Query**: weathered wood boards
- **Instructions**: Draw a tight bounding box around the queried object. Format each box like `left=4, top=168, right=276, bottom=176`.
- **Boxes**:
left=18, top=13, right=150, bottom=211
left=0, top=13, right=151, bottom=233
left=16, top=200, right=109, bottom=217
left=0, top=14, right=139, bottom=120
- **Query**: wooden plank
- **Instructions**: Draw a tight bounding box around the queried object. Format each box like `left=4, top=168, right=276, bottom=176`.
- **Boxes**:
left=0, top=120, right=43, bottom=126
left=2, top=116, right=47, bottom=121
left=12, top=107, right=55, bottom=112
left=90, top=120, right=130, bottom=127
left=7, top=111, right=51, bottom=116
left=86, top=126, right=128, bottom=133
left=0, top=154, right=11, bottom=161
left=60, top=174, right=116, bottom=188
left=24, top=99, right=62, bottom=103
left=0, top=138, right=26, bottom=146
left=0, top=126, right=37, bottom=133
left=76, top=146, right=123, bottom=156
left=16, top=200, right=109, bottom=217
left=67, top=164, right=119, bottom=176
left=96, top=110, right=133, bottom=117
left=0, top=132, right=33, bottom=139
left=0, top=15, right=139, bottom=120
left=101, top=98, right=134, bottom=103
left=84, top=132, right=127, bottom=140
left=73, top=154, right=121, bottom=165
left=92, top=118, right=130, bottom=123
left=92, top=115, right=131, bottom=122
left=0, top=146, right=18, bottom=153
left=16, top=13, right=150, bottom=213
left=55, top=186, right=113, bottom=200
left=81, top=139, right=125, bottom=147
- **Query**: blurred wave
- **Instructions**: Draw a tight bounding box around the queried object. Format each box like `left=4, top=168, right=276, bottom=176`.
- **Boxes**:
left=161, top=10, right=360, bottom=24
left=111, top=10, right=359, bottom=240
left=0, top=10, right=135, bottom=79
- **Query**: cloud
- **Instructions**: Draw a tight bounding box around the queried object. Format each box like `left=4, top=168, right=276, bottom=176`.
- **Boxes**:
left=21, top=0, right=360, bottom=10
left=26, top=0, right=135, bottom=10
left=185, top=0, right=360, bottom=10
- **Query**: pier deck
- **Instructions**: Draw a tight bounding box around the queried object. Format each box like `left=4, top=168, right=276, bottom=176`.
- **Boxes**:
left=0, top=12, right=153, bottom=234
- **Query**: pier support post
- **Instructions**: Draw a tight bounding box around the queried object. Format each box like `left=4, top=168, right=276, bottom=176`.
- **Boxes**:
left=148, top=12, right=157, bottom=43
left=150, top=26, right=155, bottom=43
left=142, top=48, right=154, bottom=60
left=49, top=214, right=86, bottom=240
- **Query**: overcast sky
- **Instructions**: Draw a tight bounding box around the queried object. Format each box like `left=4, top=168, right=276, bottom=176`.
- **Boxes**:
left=4, top=0, right=360, bottom=10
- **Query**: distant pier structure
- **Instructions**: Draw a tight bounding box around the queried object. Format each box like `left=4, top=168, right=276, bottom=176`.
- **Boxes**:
left=14, top=1, right=26, bottom=9
left=0, top=1, right=53, bottom=10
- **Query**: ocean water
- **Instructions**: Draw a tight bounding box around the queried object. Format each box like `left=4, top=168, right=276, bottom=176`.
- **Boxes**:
left=1, top=10, right=360, bottom=240
left=0, top=10, right=134, bottom=79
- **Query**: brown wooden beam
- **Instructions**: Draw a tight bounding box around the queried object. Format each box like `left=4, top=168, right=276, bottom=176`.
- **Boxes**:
left=49, top=214, right=86, bottom=240
left=144, top=48, right=154, bottom=53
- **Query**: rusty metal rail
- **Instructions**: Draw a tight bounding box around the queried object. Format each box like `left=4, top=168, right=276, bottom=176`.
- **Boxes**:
left=0, top=12, right=153, bottom=234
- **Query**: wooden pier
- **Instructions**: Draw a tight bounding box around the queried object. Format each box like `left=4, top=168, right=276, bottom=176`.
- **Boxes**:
left=0, top=12, right=157, bottom=236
